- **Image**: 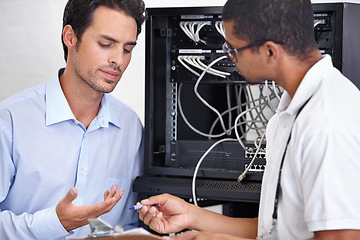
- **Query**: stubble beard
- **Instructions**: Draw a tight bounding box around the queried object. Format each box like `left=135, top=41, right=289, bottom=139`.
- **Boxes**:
left=74, top=64, right=121, bottom=94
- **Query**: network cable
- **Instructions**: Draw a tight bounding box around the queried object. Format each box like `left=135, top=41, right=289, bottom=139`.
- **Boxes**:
left=215, top=21, right=226, bottom=38
left=193, top=55, right=232, bottom=135
left=179, top=21, right=210, bottom=44
left=192, top=138, right=238, bottom=206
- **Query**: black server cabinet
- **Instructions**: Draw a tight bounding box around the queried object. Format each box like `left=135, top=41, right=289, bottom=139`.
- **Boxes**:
left=135, top=6, right=269, bottom=204
left=142, top=6, right=267, bottom=181
left=313, top=3, right=360, bottom=88
left=133, top=3, right=360, bottom=205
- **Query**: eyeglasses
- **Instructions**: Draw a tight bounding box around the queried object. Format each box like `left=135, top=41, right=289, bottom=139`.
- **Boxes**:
left=222, top=40, right=284, bottom=62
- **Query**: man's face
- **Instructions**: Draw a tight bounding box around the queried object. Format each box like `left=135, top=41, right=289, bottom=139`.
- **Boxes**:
left=223, top=21, right=266, bottom=84
left=72, top=6, right=138, bottom=93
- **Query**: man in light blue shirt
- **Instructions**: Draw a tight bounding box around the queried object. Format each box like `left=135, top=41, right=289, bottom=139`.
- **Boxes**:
left=0, top=0, right=147, bottom=239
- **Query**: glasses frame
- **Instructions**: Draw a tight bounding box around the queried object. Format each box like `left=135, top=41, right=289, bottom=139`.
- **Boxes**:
left=222, top=40, right=284, bottom=62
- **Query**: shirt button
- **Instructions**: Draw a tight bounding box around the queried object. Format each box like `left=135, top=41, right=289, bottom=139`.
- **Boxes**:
left=277, top=143, right=280, bottom=149
left=80, top=170, right=85, bottom=175
left=283, top=122, right=287, bottom=128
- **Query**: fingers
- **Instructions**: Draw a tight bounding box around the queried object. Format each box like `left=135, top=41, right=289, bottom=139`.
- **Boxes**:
left=60, top=187, right=78, bottom=206
left=104, top=190, right=109, bottom=199
left=140, top=193, right=169, bottom=206
left=108, top=184, right=117, bottom=198
left=104, top=184, right=125, bottom=202
left=103, top=184, right=116, bottom=200
left=138, top=204, right=151, bottom=221
left=100, top=189, right=124, bottom=213
left=138, top=205, right=168, bottom=234
left=90, top=185, right=124, bottom=216
left=140, top=205, right=160, bottom=224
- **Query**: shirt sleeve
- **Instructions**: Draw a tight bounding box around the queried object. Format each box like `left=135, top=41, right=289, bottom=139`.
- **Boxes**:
left=0, top=207, right=70, bottom=240
left=0, top=117, right=70, bottom=240
left=301, top=125, right=360, bottom=231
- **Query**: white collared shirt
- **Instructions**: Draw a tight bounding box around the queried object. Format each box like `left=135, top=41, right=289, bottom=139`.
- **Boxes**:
left=258, top=55, right=360, bottom=239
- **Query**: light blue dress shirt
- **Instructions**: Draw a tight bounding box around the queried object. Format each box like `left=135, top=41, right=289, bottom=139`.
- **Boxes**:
left=0, top=69, right=144, bottom=239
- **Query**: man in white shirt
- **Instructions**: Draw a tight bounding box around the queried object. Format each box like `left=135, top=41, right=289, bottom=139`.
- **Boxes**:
left=136, top=0, right=360, bottom=239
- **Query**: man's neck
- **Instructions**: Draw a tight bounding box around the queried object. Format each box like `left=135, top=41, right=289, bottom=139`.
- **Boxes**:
left=59, top=69, right=103, bottom=129
left=277, top=51, right=323, bottom=99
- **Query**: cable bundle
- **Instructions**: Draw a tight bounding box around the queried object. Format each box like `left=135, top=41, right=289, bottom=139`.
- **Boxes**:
left=179, top=21, right=211, bottom=44
left=177, top=55, right=230, bottom=78
left=215, top=21, right=225, bottom=38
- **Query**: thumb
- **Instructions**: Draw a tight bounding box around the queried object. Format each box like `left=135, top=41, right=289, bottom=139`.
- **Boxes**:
left=63, top=187, right=78, bottom=204
left=141, top=194, right=166, bottom=206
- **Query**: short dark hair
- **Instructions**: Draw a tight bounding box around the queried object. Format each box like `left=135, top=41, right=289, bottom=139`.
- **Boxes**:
left=222, top=0, right=318, bottom=60
left=62, top=0, right=148, bottom=61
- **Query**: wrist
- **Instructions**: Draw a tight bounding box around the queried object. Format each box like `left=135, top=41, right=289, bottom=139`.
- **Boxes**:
left=186, top=203, right=201, bottom=230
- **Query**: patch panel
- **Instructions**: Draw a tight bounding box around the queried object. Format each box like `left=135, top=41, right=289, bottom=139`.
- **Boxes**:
left=245, top=164, right=266, bottom=173
left=245, top=147, right=266, bottom=159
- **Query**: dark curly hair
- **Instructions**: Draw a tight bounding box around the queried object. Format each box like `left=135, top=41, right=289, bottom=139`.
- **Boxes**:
left=222, top=0, right=318, bottom=61
left=62, top=0, right=148, bottom=61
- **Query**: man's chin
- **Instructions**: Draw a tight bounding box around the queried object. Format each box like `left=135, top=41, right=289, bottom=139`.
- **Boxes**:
left=100, top=81, right=119, bottom=93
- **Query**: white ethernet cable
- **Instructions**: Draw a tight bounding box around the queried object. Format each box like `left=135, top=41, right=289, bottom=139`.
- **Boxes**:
left=237, top=132, right=266, bottom=182
left=314, top=19, right=326, bottom=28
left=182, top=56, right=205, bottom=74
left=178, top=83, right=228, bottom=138
left=194, top=55, right=231, bottom=135
left=178, top=55, right=230, bottom=78
left=177, top=56, right=201, bottom=77
left=215, top=21, right=226, bottom=38
left=234, top=106, right=256, bottom=150
left=244, top=85, right=271, bottom=137
left=194, top=56, right=230, bottom=78
left=208, top=104, right=244, bottom=139
left=209, top=98, right=270, bottom=142
left=272, top=80, right=282, bottom=100
left=265, top=80, right=276, bottom=113
left=194, top=22, right=208, bottom=44
left=191, top=131, right=266, bottom=206
left=180, top=22, right=195, bottom=41
left=192, top=138, right=238, bottom=206
left=180, top=21, right=209, bottom=44
left=226, top=84, right=233, bottom=135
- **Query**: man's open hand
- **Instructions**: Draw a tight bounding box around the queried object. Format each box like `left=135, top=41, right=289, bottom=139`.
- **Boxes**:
left=56, top=184, right=124, bottom=231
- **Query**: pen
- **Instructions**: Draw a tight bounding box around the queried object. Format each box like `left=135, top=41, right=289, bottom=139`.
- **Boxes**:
left=129, top=204, right=157, bottom=210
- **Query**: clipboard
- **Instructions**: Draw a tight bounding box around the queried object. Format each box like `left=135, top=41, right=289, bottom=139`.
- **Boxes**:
left=70, top=233, right=165, bottom=240
left=69, top=218, right=166, bottom=240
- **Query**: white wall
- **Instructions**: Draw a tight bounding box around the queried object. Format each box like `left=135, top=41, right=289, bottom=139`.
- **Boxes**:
left=0, top=0, right=359, bottom=123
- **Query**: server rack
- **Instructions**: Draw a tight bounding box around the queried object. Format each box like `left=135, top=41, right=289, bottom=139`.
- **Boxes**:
left=133, top=3, right=360, bottom=210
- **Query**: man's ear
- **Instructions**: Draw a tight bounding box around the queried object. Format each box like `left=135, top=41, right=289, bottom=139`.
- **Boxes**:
left=63, top=25, right=77, bottom=49
left=263, top=41, right=280, bottom=63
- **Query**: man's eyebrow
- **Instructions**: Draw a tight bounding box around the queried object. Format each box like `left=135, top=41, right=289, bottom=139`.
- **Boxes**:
left=99, top=34, right=137, bottom=46
left=126, top=41, right=137, bottom=46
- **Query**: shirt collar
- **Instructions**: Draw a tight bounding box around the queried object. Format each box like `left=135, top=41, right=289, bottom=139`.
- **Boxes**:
left=45, top=68, right=121, bottom=129
left=276, top=54, right=333, bottom=116
left=95, top=94, right=122, bottom=129
left=45, top=69, right=75, bottom=126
